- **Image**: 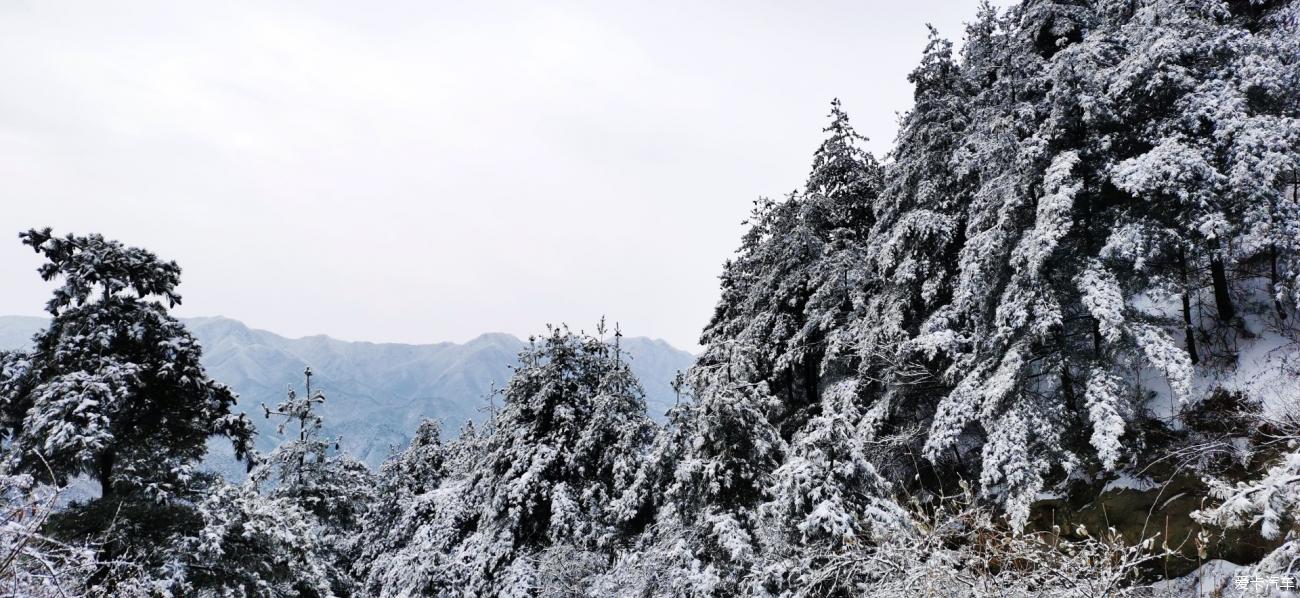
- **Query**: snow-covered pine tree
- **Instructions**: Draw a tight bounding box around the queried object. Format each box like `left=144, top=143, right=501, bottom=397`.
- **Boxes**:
left=753, top=379, right=910, bottom=595
left=607, top=379, right=696, bottom=536
left=701, top=100, right=881, bottom=430
left=745, top=104, right=925, bottom=593
left=865, top=26, right=970, bottom=343
left=358, top=422, right=478, bottom=596
left=0, top=229, right=264, bottom=593
left=452, top=324, right=654, bottom=595
left=795, top=100, right=885, bottom=414
left=1103, top=0, right=1300, bottom=338
left=806, top=98, right=880, bottom=239
left=180, top=481, right=337, bottom=597
left=860, top=0, right=1300, bottom=530
left=589, top=375, right=723, bottom=595
left=853, top=24, right=975, bottom=488
left=356, top=324, right=655, bottom=596
left=650, top=354, right=784, bottom=594
left=634, top=102, right=889, bottom=594
left=445, top=417, right=489, bottom=479
left=2, top=229, right=256, bottom=501
left=1184, top=1, right=1300, bottom=584
left=353, top=418, right=449, bottom=592
left=252, top=367, right=375, bottom=595
left=0, top=350, right=32, bottom=451
left=904, top=2, right=1096, bottom=526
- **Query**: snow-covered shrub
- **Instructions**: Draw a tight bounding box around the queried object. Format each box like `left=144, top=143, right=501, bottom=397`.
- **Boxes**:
left=1196, top=406, right=1300, bottom=585
left=788, top=490, right=1169, bottom=598
left=0, top=475, right=95, bottom=596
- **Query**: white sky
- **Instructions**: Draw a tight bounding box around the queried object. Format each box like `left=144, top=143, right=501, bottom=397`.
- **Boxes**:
left=0, top=0, right=1008, bottom=351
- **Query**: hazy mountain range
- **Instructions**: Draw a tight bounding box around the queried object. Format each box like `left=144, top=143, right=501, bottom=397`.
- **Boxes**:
left=0, top=315, right=696, bottom=472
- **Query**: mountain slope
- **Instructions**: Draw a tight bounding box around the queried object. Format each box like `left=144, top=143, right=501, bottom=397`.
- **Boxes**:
left=0, top=315, right=696, bottom=469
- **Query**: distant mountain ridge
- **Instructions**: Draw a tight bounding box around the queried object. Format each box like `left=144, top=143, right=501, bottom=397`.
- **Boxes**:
left=0, top=315, right=696, bottom=471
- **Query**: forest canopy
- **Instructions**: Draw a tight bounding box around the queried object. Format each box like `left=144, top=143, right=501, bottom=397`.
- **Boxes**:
left=2, top=0, right=1299, bottom=596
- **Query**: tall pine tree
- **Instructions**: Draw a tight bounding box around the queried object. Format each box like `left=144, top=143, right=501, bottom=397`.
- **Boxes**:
left=2, top=229, right=255, bottom=501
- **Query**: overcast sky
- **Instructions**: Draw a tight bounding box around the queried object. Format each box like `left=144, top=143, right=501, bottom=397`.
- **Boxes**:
left=1, top=0, right=1008, bottom=350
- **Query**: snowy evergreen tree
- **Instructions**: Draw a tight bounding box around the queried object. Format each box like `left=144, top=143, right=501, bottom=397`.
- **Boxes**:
left=753, top=380, right=911, bottom=595
left=0, top=350, right=32, bottom=450
left=640, top=102, right=891, bottom=594
left=853, top=22, right=977, bottom=492
left=699, top=101, right=882, bottom=430
left=252, top=367, right=375, bottom=595
left=353, top=418, right=448, bottom=592
left=0, top=229, right=260, bottom=594
left=867, top=27, right=970, bottom=331
left=456, top=324, right=654, bottom=595
left=180, top=481, right=337, bottom=597
left=640, top=3, right=1300, bottom=591
left=806, top=98, right=881, bottom=238
left=2, top=229, right=256, bottom=501
left=357, top=324, right=655, bottom=596
left=655, top=357, right=785, bottom=594
left=254, top=368, right=373, bottom=531
left=852, top=0, right=1300, bottom=528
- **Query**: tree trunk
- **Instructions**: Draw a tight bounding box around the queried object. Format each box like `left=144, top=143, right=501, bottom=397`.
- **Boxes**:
left=97, top=449, right=115, bottom=499
left=1054, top=329, right=1076, bottom=410
left=1182, top=294, right=1200, bottom=366
left=802, top=352, right=820, bottom=407
left=1092, top=317, right=1102, bottom=358
left=1209, top=253, right=1235, bottom=323
left=1272, top=246, right=1288, bottom=320
left=1179, top=247, right=1199, bottom=365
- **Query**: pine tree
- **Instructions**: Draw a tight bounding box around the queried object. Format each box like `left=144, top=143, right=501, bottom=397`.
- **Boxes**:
left=456, top=325, right=654, bottom=595
left=639, top=102, right=888, bottom=594
left=182, top=481, right=337, bottom=597
left=353, top=418, right=448, bottom=591
left=0, top=350, right=32, bottom=448
left=2, top=229, right=255, bottom=501
left=252, top=367, right=375, bottom=594
left=658, top=355, right=785, bottom=594
left=857, top=0, right=1300, bottom=529
left=356, top=324, right=655, bottom=596
left=806, top=98, right=880, bottom=238
left=754, top=380, right=910, bottom=595
left=867, top=26, right=970, bottom=337
left=698, top=101, right=882, bottom=428
left=853, top=25, right=976, bottom=482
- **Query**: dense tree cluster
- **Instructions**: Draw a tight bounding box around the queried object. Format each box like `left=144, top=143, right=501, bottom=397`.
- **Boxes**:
left=2, top=0, right=1299, bottom=595
left=356, top=323, right=655, bottom=596
left=0, top=231, right=373, bottom=595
